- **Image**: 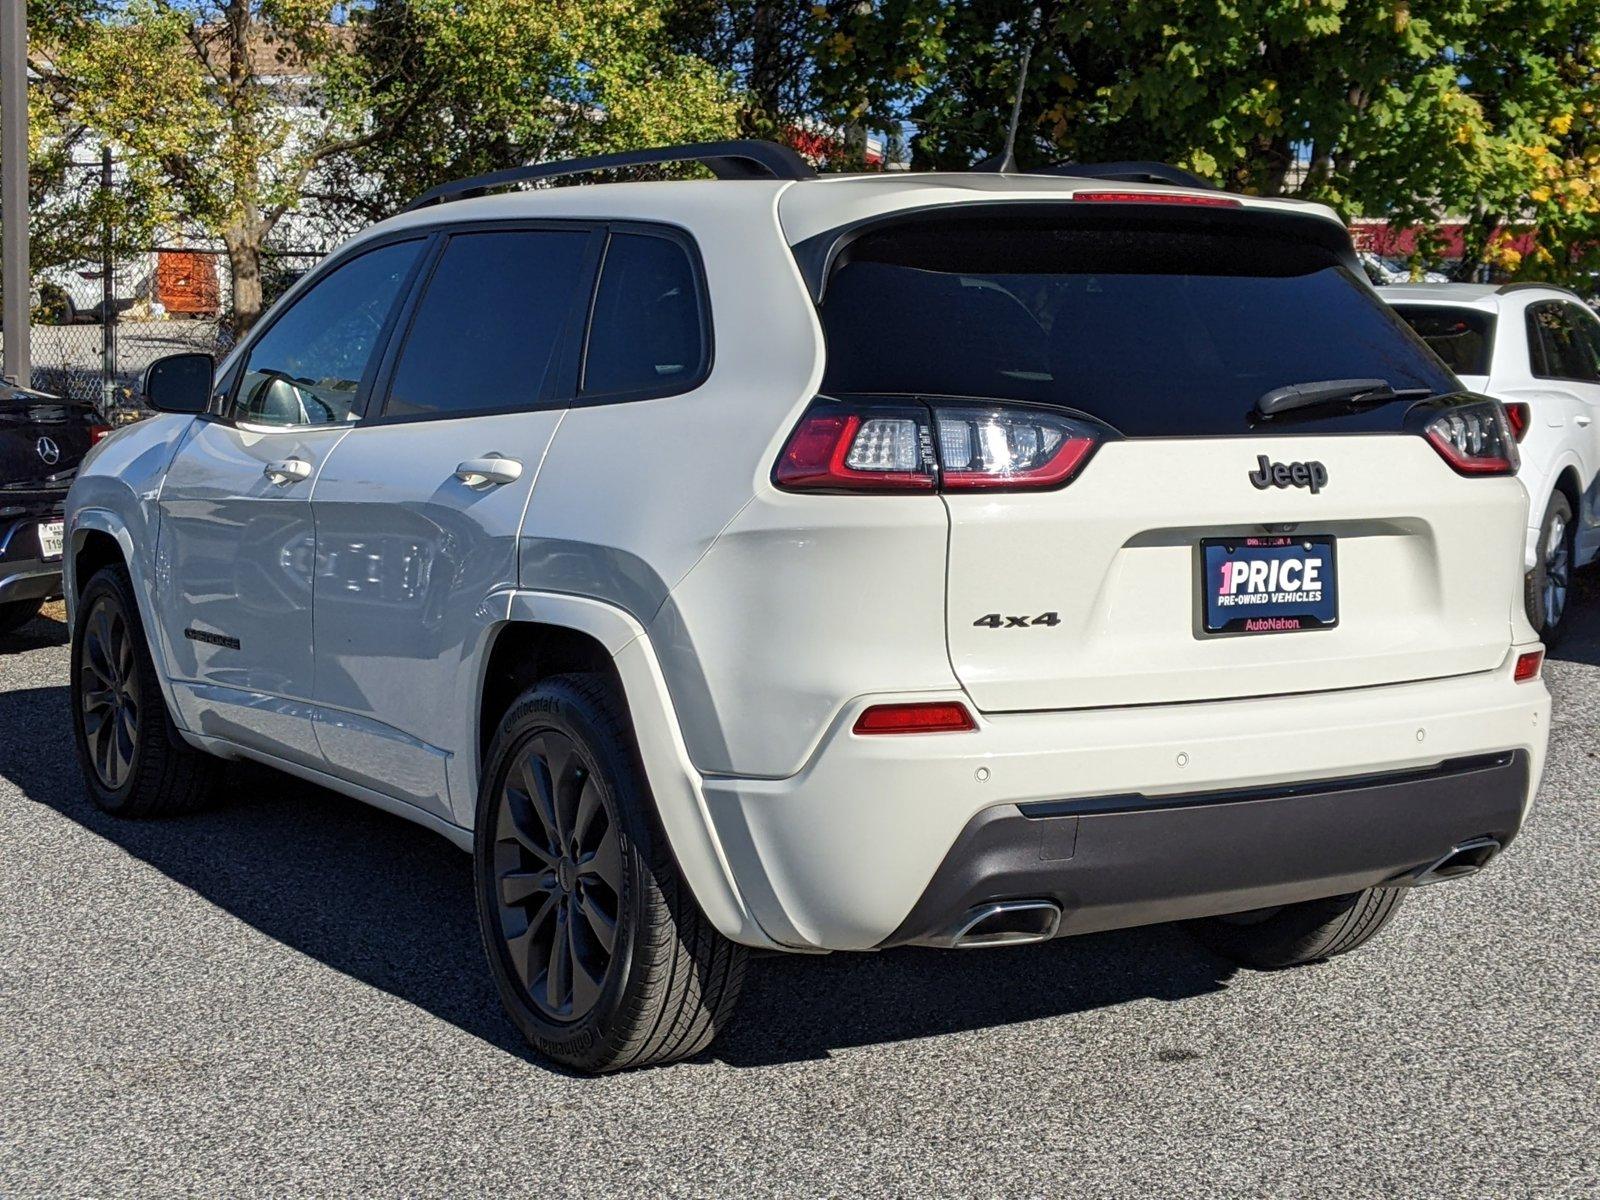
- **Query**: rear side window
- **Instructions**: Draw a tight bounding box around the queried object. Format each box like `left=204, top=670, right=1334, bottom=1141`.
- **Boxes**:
left=582, top=232, right=708, bottom=398
left=384, top=230, right=590, bottom=419
left=1391, top=306, right=1495, bottom=375
left=1528, top=301, right=1600, bottom=383
left=818, top=214, right=1457, bottom=438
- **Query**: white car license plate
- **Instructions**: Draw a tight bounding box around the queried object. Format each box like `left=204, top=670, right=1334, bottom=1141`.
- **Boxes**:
left=38, top=520, right=65, bottom=561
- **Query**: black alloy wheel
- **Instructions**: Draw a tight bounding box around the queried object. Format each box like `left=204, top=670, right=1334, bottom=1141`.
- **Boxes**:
left=490, top=729, right=623, bottom=1023
left=78, top=592, right=141, bottom=790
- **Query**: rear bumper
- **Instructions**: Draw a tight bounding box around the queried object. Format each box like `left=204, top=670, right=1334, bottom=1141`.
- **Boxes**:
left=0, top=512, right=64, bottom=603
left=701, top=659, right=1549, bottom=950
left=882, top=751, right=1527, bottom=948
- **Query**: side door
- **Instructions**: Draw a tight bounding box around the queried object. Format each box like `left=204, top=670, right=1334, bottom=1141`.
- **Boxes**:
left=1526, top=300, right=1600, bottom=541
left=307, top=224, right=598, bottom=823
left=156, top=237, right=426, bottom=763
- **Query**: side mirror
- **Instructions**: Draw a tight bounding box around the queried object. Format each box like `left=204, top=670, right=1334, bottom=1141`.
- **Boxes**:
left=143, top=352, right=214, bottom=414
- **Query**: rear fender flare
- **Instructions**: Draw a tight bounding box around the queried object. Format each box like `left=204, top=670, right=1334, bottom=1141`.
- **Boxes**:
left=500, top=589, right=778, bottom=949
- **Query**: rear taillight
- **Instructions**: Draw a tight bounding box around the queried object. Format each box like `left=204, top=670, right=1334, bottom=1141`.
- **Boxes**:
left=1503, top=402, right=1530, bottom=443
left=774, top=400, right=1106, bottom=494
left=89, top=424, right=112, bottom=445
left=1514, top=650, right=1543, bottom=683
left=853, top=701, right=976, bottom=734
left=1422, top=400, right=1519, bottom=476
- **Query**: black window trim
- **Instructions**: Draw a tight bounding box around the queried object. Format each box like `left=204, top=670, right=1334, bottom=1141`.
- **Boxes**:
left=214, top=231, right=434, bottom=431
left=573, top=221, right=715, bottom=408
left=362, top=219, right=607, bottom=428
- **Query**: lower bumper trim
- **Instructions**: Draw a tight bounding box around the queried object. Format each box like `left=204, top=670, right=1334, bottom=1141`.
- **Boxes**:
left=881, top=750, right=1530, bottom=948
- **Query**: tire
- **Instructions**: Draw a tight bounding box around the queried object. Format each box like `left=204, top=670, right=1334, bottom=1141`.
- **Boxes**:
left=0, top=598, right=43, bottom=636
left=474, top=673, right=746, bottom=1073
left=1526, top=491, right=1575, bottom=647
left=69, top=564, right=221, bottom=817
left=1188, top=887, right=1406, bottom=969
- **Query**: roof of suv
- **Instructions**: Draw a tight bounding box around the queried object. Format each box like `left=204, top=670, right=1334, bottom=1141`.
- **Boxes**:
left=366, top=171, right=1348, bottom=252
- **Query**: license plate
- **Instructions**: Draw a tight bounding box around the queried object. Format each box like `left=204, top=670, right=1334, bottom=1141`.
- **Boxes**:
left=1200, top=535, right=1337, bottom=635
left=37, top=520, right=65, bottom=561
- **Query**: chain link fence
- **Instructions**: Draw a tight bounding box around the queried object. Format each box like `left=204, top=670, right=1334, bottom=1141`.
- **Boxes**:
left=25, top=210, right=323, bottom=422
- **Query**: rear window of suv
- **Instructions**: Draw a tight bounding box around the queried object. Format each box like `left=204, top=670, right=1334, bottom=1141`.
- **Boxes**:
left=818, top=211, right=1457, bottom=437
left=1390, top=305, right=1496, bottom=376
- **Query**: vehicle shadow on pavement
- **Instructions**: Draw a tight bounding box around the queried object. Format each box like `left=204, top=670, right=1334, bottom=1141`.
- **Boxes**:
left=2, top=682, right=1238, bottom=1071
left=0, top=610, right=70, bottom=654
left=1545, top=564, right=1600, bottom=669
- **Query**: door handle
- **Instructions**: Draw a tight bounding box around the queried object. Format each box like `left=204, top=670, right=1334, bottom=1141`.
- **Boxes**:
left=1577, top=415, right=1592, bottom=427
left=263, top=458, right=312, bottom=485
left=455, top=455, right=524, bottom=488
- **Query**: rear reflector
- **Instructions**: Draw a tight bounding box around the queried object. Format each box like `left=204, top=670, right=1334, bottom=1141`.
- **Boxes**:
left=1070, top=190, right=1241, bottom=208
left=1514, top=650, right=1543, bottom=683
left=853, top=701, right=977, bottom=735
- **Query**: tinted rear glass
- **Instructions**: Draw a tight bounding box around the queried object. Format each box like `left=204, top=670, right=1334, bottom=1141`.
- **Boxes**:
left=1391, top=305, right=1495, bottom=375
left=583, top=232, right=707, bottom=397
left=819, top=215, right=1457, bottom=437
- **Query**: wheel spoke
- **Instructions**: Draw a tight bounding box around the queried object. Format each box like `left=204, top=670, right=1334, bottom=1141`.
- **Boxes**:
left=500, top=790, right=558, bottom=863
left=570, top=936, right=603, bottom=1016
left=580, top=828, right=623, bottom=893
left=499, top=868, right=549, bottom=907
left=521, top=748, right=563, bottom=849
left=545, top=906, right=572, bottom=1013
left=504, top=893, right=556, bottom=986
left=573, top=778, right=602, bottom=850
left=114, top=618, right=134, bottom=680
left=577, top=889, right=617, bottom=955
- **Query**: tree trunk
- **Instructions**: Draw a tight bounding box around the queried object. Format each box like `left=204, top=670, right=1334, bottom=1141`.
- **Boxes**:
left=223, top=227, right=264, bottom=335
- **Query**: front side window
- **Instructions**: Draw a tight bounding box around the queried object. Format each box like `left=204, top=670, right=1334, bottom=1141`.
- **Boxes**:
left=234, top=240, right=422, bottom=427
left=582, top=232, right=708, bottom=397
left=1391, top=305, right=1496, bottom=376
left=383, top=230, right=591, bottom=419
left=1528, top=302, right=1600, bottom=383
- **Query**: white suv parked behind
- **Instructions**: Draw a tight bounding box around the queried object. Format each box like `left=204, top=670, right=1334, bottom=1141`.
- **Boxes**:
left=1382, top=283, right=1600, bottom=643
left=66, top=143, right=1550, bottom=1072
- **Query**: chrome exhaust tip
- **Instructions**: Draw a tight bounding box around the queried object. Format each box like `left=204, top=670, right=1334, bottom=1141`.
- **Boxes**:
left=944, top=900, right=1062, bottom=948
left=1410, top=837, right=1502, bottom=887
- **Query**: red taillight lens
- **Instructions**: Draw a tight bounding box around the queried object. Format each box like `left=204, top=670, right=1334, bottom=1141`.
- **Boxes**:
left=773, top=410, right=936, bottom=491
left=853, top=701, right=976, bottom=734
left=1070, top=190, right=1241, bottom=208
left=774, top=401, right=1105, bottom=494
left=1504, top=402, right=1530, bottom=443
left=89, top=424, right=112, bottom=444
left=1423, top=400, right=1519, bottom=476
left=1514, top=650, right=1543, bottom=682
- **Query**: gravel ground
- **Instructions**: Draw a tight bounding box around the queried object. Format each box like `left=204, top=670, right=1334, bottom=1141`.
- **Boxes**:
left=1, top=592, right=1597, bottom=1198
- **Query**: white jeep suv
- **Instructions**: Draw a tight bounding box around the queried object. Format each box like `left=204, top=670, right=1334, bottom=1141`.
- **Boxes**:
left=65, top=142, right=1550, bottom=1072
left=1382, top=283, right=1600, bottom=643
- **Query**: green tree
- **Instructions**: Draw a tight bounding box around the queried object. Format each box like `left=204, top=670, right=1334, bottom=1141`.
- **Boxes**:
left=334, top=0, right=739, bottom=225
left=812, top=0, right=1600, bottom=284
left=45, top=0, right=736, bottom=331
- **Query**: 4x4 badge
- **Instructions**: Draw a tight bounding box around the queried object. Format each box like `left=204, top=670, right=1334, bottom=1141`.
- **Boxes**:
left=1249, top=454, right=1327, bottom=494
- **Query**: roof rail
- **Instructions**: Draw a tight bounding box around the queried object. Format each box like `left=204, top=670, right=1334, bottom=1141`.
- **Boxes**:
left=403, top=139, right=816, bottom=212
left=1495, top=281, right=1579, bottom=298
left=1033, top=161, right=1217, bottom=190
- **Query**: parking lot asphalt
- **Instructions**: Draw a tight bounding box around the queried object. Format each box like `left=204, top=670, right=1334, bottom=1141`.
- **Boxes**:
left=2, top=594, right=1597, bottom=1199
